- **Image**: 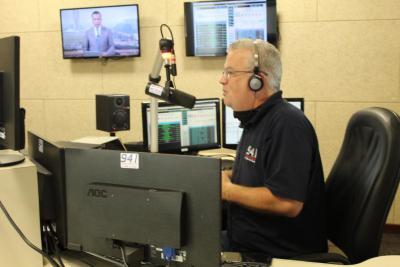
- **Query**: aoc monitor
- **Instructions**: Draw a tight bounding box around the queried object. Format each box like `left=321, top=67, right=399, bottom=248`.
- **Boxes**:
left=64, top=148, right=221, bottom=266
left=142, top=98, right=221, bottom=153
left=60, top=4, right=140, bottom=59
left=27, top=131, right=101, bottom=249
left=0, top=36, right=25, bottom=167
left=222, top=98, right=304, bottom=149
left=184, top=0, right=278, bottom=56
left=27, top=131, right=68, bottom=248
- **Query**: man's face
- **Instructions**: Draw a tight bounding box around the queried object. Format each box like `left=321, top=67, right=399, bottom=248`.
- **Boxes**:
left=219, top=48, right=256, bottom=111
left=92, top=13, right=102, bottom=27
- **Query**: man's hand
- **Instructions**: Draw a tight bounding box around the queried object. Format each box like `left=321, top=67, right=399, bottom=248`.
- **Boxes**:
left=221, top=170, right=233, bottom=201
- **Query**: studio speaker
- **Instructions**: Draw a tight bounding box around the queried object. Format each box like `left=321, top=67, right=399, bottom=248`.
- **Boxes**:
left=96, top=94, right=130, bottom=132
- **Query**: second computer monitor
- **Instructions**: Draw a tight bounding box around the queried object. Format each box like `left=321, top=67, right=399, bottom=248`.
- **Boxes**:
left=222, top=98, right=304, bottom=149
left=142, top=98, right=221, bottom=153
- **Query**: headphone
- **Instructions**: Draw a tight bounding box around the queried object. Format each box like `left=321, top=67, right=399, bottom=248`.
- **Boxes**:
left=248, top=42, right=264, bottom=92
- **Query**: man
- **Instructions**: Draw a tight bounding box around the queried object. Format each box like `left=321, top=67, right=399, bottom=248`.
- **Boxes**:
left=220, top=39, right=327, bottom=258
left=84, top=11, right=115, bottom=57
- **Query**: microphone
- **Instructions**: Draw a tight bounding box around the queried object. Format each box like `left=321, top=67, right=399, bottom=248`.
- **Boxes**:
left=145, top=82, right=196, bottom=109
left=145, top=29, right=196, bottom=109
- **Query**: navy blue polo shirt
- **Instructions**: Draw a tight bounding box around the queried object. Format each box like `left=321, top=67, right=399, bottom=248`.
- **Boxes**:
left=227, top=91, right=327, bottom=258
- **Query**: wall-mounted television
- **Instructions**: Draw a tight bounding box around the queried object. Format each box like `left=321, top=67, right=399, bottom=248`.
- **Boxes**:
left=222, top=98, right=304, bottom=149
left=184, top=0, right=277, bottom=56
left=142, top=98, right=221, bottom=154
left=60, top=4, right=140, bottom=59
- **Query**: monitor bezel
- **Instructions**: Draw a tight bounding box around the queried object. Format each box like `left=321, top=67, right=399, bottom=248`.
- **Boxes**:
left=59, top=4, right=141, bottom=60
left=142, top=98, right=222, bottom=153
left=184, top=0, right=278, bottom=57
left=285, top=97, right=305, bottom=112
left=0, top=36, right=24, bottom=151
left=222, top=97, right=305, bottom=149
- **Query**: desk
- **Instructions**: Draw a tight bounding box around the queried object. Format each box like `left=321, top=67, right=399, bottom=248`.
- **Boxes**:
left=43, top=255, right=400, bottom=267
left=198, top=148, right=236, bottom=158
left=272, top=256, right=400, bottom=266
left=0, top=157, right=42, bottom=267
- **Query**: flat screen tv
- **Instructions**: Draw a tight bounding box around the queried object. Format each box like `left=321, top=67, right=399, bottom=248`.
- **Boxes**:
left=60, top=4, right=140, bottom=59
left=142, top=98, right=221, bottom=154
left=222, top=98, right=304, bottom=149
left=0, top=36, right=25, bottom=167
left=184, top=0, right=277, bottom=56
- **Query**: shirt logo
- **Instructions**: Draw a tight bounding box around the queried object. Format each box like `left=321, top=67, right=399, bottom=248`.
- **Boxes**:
left=244, top=145, right=258, bottom=163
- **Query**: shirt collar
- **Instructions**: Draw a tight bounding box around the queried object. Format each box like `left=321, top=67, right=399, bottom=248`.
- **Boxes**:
left=244, top=91, right=283, bottom=128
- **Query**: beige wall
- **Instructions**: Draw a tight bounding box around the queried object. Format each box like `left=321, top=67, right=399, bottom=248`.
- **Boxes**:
left=1, top=0, right=400, bottom=223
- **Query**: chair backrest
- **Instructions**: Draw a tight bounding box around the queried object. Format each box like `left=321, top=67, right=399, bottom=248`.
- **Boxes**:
left=326, top=107, right=400, bottom=264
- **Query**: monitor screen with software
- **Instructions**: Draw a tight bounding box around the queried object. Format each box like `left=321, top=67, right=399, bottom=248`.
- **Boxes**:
left=184, top=0, right=277, bottom=56
left=222, top=98, right=304, bottom=149
left=142, top=98, right=221, bottom=153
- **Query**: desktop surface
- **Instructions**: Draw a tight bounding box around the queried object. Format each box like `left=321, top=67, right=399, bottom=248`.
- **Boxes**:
left=43, top=254, right=400, bottom=267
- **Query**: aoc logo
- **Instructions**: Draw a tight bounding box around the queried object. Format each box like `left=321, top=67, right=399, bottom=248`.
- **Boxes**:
left=244, top=145, right=258, bottom=163
left=87, top=188, right=108, bottom=198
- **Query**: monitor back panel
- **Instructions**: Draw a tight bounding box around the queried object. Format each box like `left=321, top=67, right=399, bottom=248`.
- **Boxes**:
left=64, top=148, right=221, bottom=267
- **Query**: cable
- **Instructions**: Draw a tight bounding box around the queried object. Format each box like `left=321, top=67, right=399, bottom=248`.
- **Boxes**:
left=0, top=200, right=61, bottom=267
left=160, top=24, right=174, bottom=42
left=118, top=244, right=129, bottom=267
left=47, top=223, right=66, bottom=267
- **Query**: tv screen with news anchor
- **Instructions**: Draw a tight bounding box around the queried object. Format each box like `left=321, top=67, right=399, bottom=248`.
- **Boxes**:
left=60, top=4, right=140, bottom=59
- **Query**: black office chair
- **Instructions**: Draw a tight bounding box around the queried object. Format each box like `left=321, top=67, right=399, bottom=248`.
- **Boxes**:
left=295, top=107, right=400, bottom=264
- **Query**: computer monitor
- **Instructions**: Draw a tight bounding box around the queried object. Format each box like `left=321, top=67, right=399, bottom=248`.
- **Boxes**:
left=28, top=131, right=69, bottom=249
left=142, top=98, right=221, bottom=153
left=27, top=131, right=100, bottom=249
left=64, top=148, right=221, bottom=266
left=60, top=4, right=140, bottom=59
left=0, top=36, right=25, bottom=167
left=184, top=0, right=278, bottom=56
left=222, top=98, right=304, bottom=149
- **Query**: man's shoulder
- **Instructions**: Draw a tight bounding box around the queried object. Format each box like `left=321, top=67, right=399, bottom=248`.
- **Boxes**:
left=101, top=26, right=112, bottom=33
left=267, top=102, right=313, bottom=133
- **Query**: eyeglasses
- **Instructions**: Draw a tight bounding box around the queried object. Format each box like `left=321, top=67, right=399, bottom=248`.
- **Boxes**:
left=221, top=70, right=253, bottom=80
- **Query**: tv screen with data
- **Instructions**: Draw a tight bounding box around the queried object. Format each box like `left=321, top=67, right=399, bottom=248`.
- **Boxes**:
left=184, top=0, right=277, bottom=56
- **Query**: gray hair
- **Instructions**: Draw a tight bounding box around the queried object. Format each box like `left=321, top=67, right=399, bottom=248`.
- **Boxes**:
left=228, top=39, right=282, bottom=92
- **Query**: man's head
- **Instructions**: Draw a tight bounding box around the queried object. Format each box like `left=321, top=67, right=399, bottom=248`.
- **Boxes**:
left=219, top=39, right=282, bottom=111
left=91, top=11, right=102, bottom=28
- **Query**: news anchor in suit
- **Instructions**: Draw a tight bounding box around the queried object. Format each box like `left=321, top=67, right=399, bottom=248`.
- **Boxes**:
left=84, top=11, right=115, bottom=57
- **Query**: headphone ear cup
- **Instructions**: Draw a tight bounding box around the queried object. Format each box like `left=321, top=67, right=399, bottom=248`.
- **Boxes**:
left=249, top=74, right=263, bottom=91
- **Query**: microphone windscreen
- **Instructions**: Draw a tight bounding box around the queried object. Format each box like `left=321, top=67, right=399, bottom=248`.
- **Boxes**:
left=169, top=89, right=196, bottom=109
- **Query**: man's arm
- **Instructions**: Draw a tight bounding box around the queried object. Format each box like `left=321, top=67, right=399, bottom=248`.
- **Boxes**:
left=104, top=29, right=115, bottom=56
left=83, top=30, right=90, bottom=52
left=222, top=170, right=303, bottom=218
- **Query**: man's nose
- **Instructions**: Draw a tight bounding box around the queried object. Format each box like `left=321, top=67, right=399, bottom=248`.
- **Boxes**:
left=219, top=74, right=227, bottom=85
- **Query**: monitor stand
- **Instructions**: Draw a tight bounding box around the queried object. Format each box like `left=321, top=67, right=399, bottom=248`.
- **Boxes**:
left=0, top=150, right=25, bottom=167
